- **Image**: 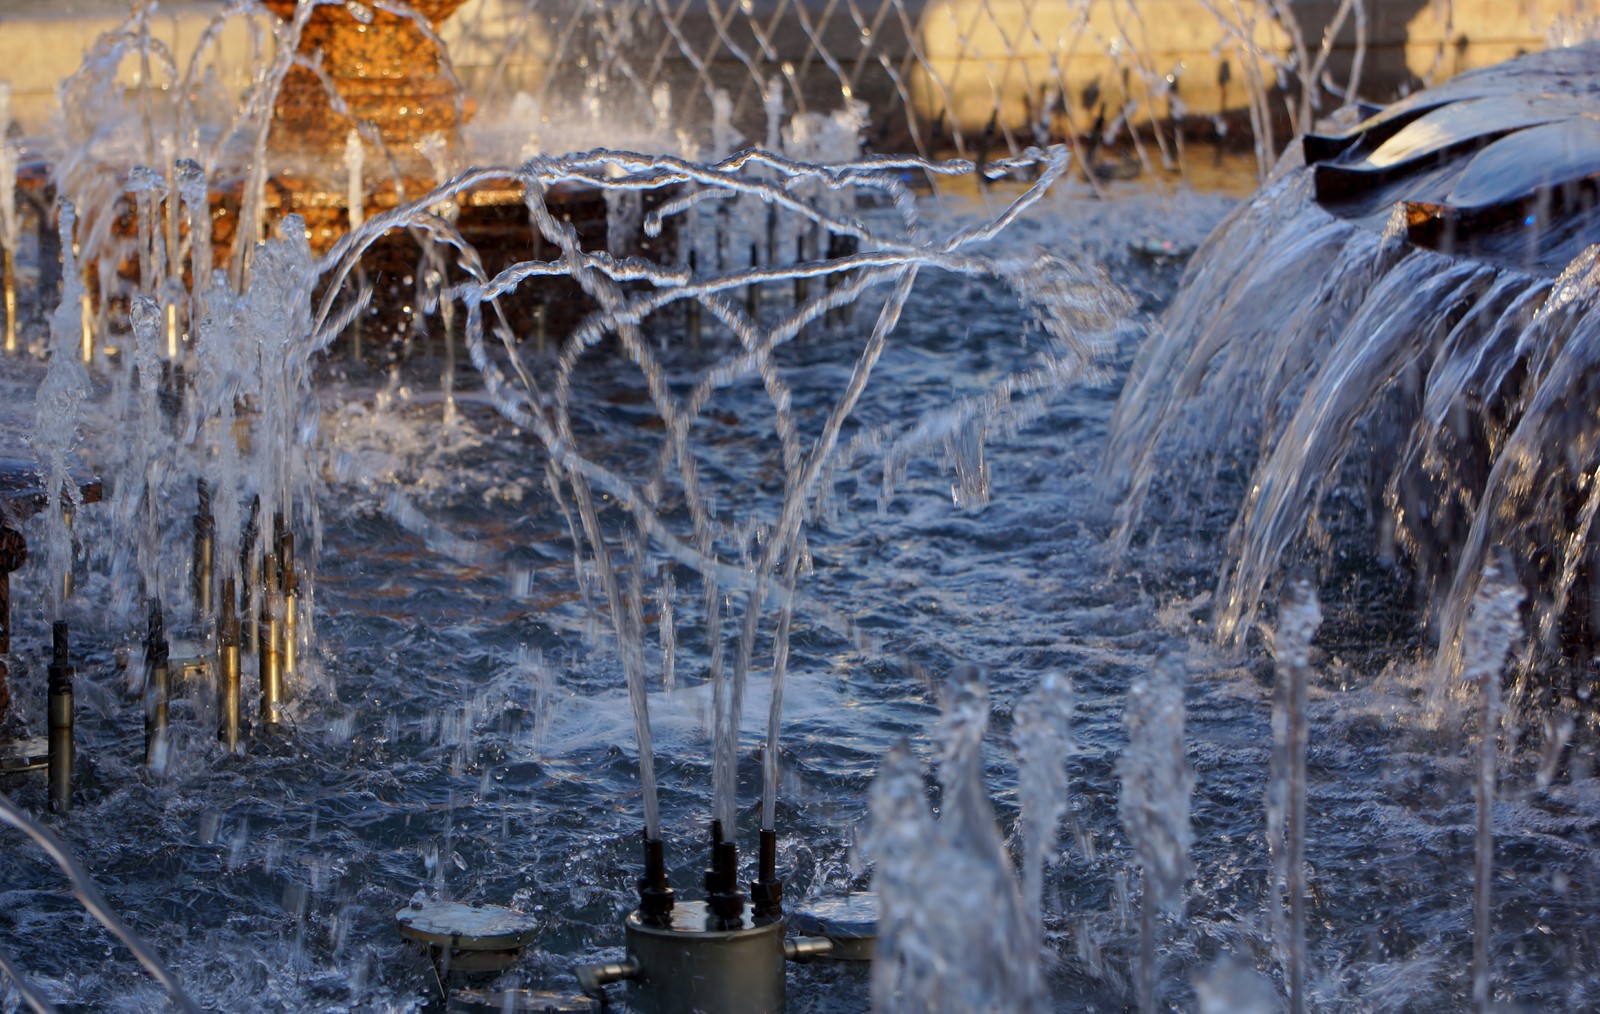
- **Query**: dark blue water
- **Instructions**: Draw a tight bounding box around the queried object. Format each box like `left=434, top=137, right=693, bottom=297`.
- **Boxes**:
left=1, top=184, right=1594, bottom=1012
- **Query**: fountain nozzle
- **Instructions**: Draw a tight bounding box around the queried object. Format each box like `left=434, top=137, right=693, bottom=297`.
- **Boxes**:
left=47, top=620, right=74, bottom=813
left=637, top=832, right=675, bottom=927
left=750, top=827, right=782, bottom=921
left=144, top=599, right=170, bottom=768
left=704, top=820, right=746, bottom=928
left=218, top=578, right=242, bottom=751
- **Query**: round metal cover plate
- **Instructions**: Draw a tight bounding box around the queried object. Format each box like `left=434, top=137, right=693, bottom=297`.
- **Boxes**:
left=0, top=738, right=49, bottom=773
left=395, top=901, right=539, bottom=950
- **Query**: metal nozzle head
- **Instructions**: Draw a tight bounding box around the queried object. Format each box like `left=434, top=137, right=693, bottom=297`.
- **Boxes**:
left=220, top=578, right=240, bottom=644
left=704, top=819, right=727, bottom=897
left=48, top=621, right=74, bottom=695
left=707, top=838, right=746, bottom=926
left=146, top=599, right=169, bottom=667
left=637, top=833, right=675, bottom=927
left=750, top=827, right=783, bottom=920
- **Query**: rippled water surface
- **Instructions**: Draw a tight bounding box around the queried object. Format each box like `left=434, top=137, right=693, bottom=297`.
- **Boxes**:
left=1, top=182, right=1596, bottom=1012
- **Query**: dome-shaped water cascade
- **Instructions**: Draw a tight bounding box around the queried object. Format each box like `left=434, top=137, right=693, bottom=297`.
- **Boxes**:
left=1107, top=39, right=1600, bottom=699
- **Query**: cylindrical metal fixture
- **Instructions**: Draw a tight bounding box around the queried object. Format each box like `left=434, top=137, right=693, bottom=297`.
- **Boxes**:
left=59, top=508, right=74, bottom=604
left=0, top=524, right=26, bottom=726
left=703, top=821, right=745, bottom=929
left=47, top=621, right=74, bottom=813
left=751, top=827, right=783, bottom=921
left=574, top=957, right=640, bottom=994
left=622, top=901, right=787, bottom=1014
left=219, top=578, right=242, bottom=751
left=637, top=832, right=675, bottom=927
left=278, top=524, right=297, bottom=685
left=192, top=479, right=214, bottom=620
left=145, top=599, right=170, bottom=769
left=782, top=937, right=834, bottom=962
left=3, top=246, right=17, bottom=354
left=259, top=552, right=283, bottom=726
left=239, top=498, right=261, bottom=656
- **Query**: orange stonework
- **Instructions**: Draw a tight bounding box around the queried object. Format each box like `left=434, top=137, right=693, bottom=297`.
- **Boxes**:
left=260, top=0, right=473, bottom=247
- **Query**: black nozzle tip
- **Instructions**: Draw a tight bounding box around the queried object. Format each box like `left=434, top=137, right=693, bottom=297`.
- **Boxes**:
left=48, top=621, right=73, bottom=693
left=750, top=827, right=783, bottom=920
left=638, top=833, right=675, bottom=927
left=706, top=837, right=746, bottom=927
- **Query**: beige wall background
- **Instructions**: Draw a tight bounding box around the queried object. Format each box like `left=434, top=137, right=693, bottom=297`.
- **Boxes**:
left=0, top=0, right=1593, bottom=151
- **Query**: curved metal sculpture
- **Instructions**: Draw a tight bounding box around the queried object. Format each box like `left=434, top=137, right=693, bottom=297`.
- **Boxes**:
left=1303, top=43, right=1600, bottom=275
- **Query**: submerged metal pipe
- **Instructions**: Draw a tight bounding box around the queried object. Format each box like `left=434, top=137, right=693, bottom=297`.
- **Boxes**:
left=783, top=936, right=834, bottom=962
left=144, top=599, right=170, bottom=769
left=47, top=621, right=73, bottom=814
left=218, top=578, right=241, bottom=752
left=574, top=956, right=640, bottom=993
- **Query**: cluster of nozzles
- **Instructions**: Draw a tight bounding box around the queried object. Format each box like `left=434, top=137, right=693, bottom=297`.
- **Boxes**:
left=574, top=823, right=836, bottom=1014
left=139, top=485, right=302, bottom=782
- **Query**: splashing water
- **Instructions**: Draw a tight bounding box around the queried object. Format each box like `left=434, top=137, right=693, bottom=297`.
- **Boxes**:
left=1013, top=670, right=1074, bottom=950
left=1268, top=570, right=1321, bottom=1014
left=869, top=667, right=1046, bottom=1013
left=33, top=202, right=89, bottom=621
left=1118, top=652, right=1193, bottom=1014
left=1461, top=552, right=1526, bottom=1013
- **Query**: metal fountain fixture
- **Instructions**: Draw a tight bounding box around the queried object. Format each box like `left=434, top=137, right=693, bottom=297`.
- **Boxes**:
left=570, top=823, right=873, bottom=1014
left=0, top=460, right=101, bottom=799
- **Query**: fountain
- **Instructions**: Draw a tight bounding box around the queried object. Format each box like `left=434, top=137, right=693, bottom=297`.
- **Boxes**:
left=2, top=0, right=1600, bottom=1011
